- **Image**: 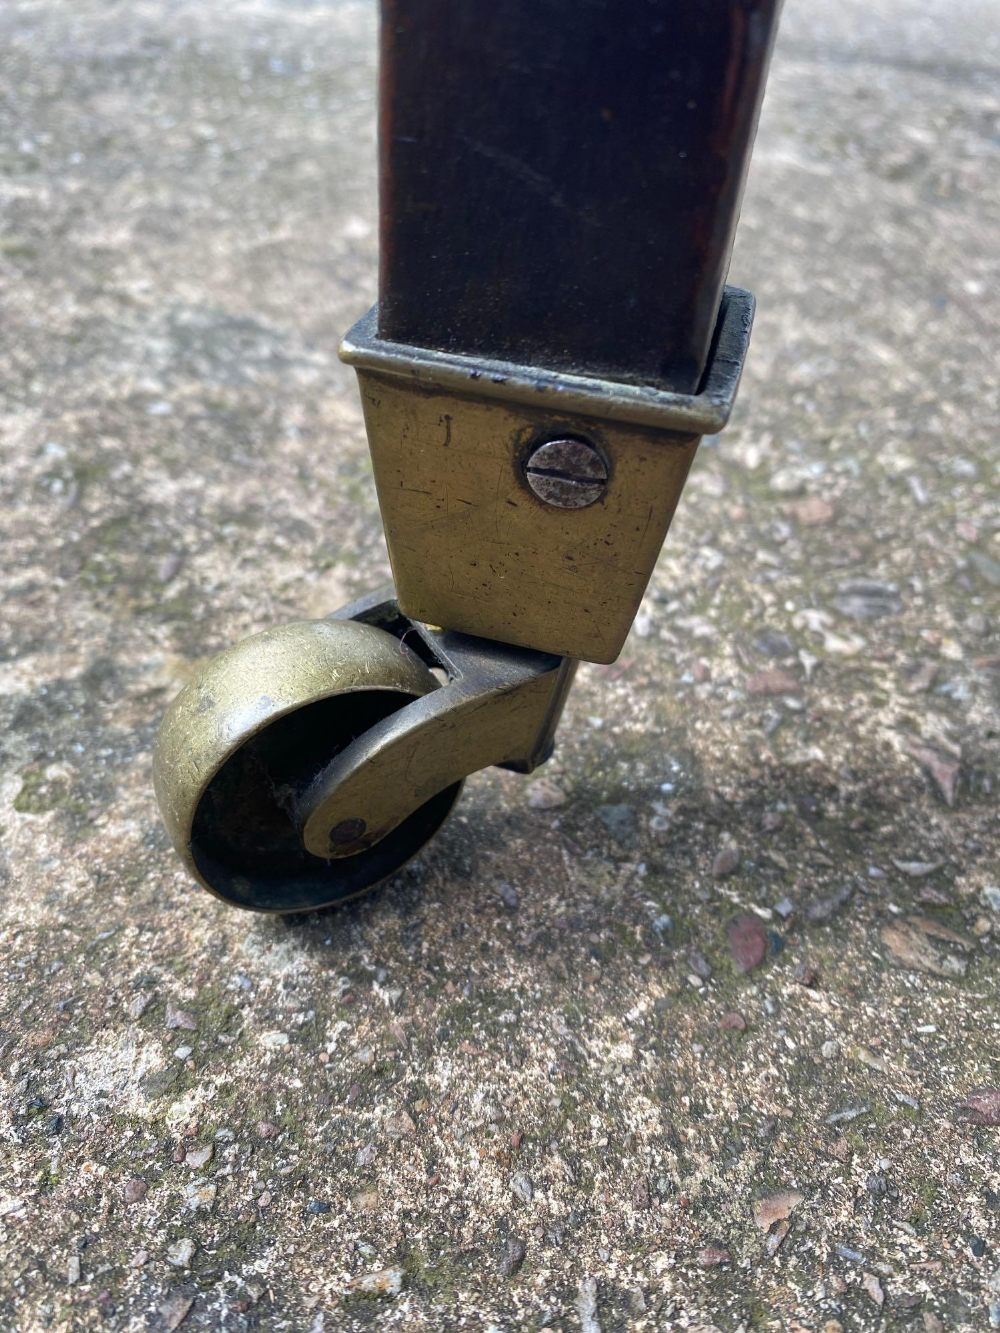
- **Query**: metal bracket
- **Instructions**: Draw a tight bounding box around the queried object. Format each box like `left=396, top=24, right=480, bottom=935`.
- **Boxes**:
left=339, top=288, right=753, bottom=663
left=342, top=286, right=753, bottom=435
left=294, top=589, right=577, bottom=858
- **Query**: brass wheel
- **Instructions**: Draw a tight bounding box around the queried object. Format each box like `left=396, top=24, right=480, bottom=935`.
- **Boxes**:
left=153, top=620, right=461, bottom=913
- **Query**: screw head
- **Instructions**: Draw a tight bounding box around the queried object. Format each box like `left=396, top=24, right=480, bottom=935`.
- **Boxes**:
left=523, top=437, right=608, bottom=509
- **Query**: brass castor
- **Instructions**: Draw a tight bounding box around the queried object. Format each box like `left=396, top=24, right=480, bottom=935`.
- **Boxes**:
left=153, top=594, right=573, bottom=914
left=153, top=617, right=459, bottom=914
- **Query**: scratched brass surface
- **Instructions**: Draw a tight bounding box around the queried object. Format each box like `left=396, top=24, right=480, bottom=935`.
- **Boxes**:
left=300, top=645, right=576, bottom=858
left=361, top=377, right=697, bottom=663
left=341, top=290, right=752, bottom=663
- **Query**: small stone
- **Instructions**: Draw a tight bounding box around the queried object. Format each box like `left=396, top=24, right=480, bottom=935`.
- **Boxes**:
left=793, top=962, right=819, bottom=988
left=754, top=1189, right=804, bottom=1231
left=576, top=1277, right=600, bottom=1333
left=957, top=1088, right=1000, bottom=1126
left=905, top=741, right=960, bottom=807
left=765, top=1217, right=791, bottom=1256
left=626, top=1286, right=647, bottom=1315
left=164, top=1004, right=197, bottom=1032
left=791, top=496, right=835, bottom=526
left=184, top=1144, right=213, bottom=1169
left=893, top=1090, right=920, bottom=1110
left=166, top=1238, right=196, bottom=1268
left=825, top=1105, right=869, bottom=1125
left=904, top=660, right=939, bottom=694
left=526, top=778, right=566, bottom=810
left=257, top=1120, right=281, bottom=1139
left=863, top=1273, right=885, bottom=1308
left=160, top=1294, right=195, bottom=1331
left=174, top=1045, right=193, bottom=1060
left=754, top=628, right=795, bottom=659
left=67, top=1256, right=81, bottom=1285
left=346, top=1268, right=403, bottom=1297
left=499, top=1236, right=527, bottom=1277
left=697, top=1245, right=732, bottom=1267
left=831, top=578, right=902, bottom=621
left=141, top=1067, right=181, bottom=1099
left=712, top=845, right=741, bottom=878
left=892, top=858, right=944, bottom=878
left=982, top=887, right=1000, bottom=913
left=882, top=916, right=973, bottom=978
left=805, top=884, right=854, bottom=923
left=774, top=896, right=794, bottom=918
left=866, top=1171, right=888, bottom=1198
left=129, top=1250, right=149, bottom=1268
left=727, top=914, right=768, bottom=973
left=386, top=1109, right=417, bottom=1137
left=821, top=1040, right=840, bottom=1059
left=855, top=1048, right=888, bottom=1073
left=182, top=1181, right=217, bottom=1211
left=127, top=991, right=153, bottom=1020
left=746, top=668, right=801, bottom=696
left=157, top=552, right=184, bottom=583
left=835, top=1244, right=866, bottom=1264
left=261, top=1030, right=290, bottom=1048
left=306, top=1200, right=331, bottom=1215
left=762, top=810, right=784, bottom=833
left=123, top=1177, right=148, bottom=1205
left=922, top=1315, right=944, bottom=1333
left=966, top=612, right=991, bottom=636
left=511, top=1172, right=534, bottom=1205
left=688, top=949, right=712, bottom=980
left=497, top=882, right=520, bottom=910
left=769, top=467, right=808, bottom=496
left=719, top=1011, right=747, bottom=1032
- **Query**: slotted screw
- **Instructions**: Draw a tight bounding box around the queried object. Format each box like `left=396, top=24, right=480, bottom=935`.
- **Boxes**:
left=523, top=437, right=609, bottom=509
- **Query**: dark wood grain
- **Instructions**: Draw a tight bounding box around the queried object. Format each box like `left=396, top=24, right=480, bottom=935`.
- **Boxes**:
left=378, top=0, right=781, bottom=392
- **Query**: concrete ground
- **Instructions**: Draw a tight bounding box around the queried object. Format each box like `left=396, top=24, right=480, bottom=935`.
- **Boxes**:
left=1, top=1, right=998, bottom=1328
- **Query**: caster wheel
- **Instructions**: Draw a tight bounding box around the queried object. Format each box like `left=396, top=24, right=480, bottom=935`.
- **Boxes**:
left=153, top=619, right=461, bottom=913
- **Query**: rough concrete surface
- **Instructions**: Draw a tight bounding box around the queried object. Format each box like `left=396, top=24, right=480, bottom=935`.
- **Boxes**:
left=1, top=1, right=998, bottom=1329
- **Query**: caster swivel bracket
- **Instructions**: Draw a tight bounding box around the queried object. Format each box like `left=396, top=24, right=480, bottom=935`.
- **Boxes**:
left=153, top=594, right=574, bottom=914
left=301, top=590, right=577, bottom=859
